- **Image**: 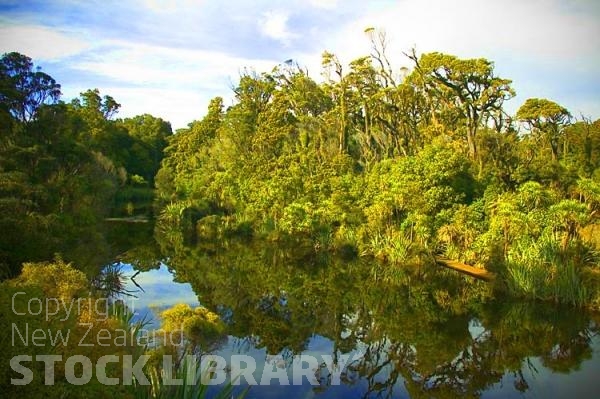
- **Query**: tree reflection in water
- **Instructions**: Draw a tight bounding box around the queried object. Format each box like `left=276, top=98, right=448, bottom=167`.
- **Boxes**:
left=122, top=227, right=599, bottom=398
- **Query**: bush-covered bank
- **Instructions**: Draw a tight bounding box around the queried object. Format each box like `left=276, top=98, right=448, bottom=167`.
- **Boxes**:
left=153, top=41, right=600, bottom=309
left=0, top=258, right=244, bottom=398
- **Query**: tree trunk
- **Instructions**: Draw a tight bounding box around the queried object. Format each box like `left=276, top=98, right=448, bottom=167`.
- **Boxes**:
left=467, top=126, right=477, bottom=160
left=550, top=139, right=559, bottom=161
left=339, top=93, right=347, bottom=154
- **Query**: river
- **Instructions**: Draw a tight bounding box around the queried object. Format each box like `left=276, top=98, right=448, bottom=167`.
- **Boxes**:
left=109, top=222, right=600, bottom=398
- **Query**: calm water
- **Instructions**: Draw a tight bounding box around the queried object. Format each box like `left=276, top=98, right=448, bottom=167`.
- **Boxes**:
left=112, top=227, right=600, bottom=399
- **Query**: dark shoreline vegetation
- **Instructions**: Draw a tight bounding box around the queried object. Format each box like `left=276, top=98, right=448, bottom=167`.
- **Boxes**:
left=1, top=37, right=600, bottom=397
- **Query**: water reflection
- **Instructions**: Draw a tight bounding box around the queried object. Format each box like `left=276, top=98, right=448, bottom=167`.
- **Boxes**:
left=116, top=227, right=600, bottom=398
left=120, top=263, right=198, bottom=325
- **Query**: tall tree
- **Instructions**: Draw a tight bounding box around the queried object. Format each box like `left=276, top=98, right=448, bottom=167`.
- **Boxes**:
left=408, top=52, right=515, bottom=160
left=0, top=52, right=61, bottom=122
left=322, top=51, right=350, bottom=154
left=516, top=98, right=571, bottom=161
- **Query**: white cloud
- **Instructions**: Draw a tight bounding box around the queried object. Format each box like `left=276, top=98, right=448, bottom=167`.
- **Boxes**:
left=259, top=10, right=297, bottom=46
left=98, top=87, right=208, bottom=130
left=64, top=39, right=280, bottom=128
left=72, top=40, right=277, bottom=87
left=62, top=84, right=213, bottom=132
left=140, top=0, right=204, bottom=13
left=3, top=0, right=598, bottom=128
left=0, top=23, right=90, bottom=60
left=307, top=0, right=339, bottom=9
left=321, top=0, right=600, bottom=63
left=291, top=0, right=600, bottom=118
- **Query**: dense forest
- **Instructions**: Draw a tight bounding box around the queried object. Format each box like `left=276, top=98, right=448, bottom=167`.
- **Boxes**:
left=2, top=32, right=600, bottom=308
left=0, top=52, right=172, bottom=278
left=154, top=34, right=600, bottom=308
left=2, top=32, right=600, bottom=398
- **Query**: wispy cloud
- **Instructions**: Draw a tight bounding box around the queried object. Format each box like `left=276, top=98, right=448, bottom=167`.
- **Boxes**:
left=259, top=10, right=297, bottom=47
left=62, top=39, right=280, bottom=127
left=308, top=0, right=600, bottom=119
left=70, top=39, right=278, bottom=88
left=0, top=0, right=598, bottom=128
left=0, top=21, right=90, bottom=60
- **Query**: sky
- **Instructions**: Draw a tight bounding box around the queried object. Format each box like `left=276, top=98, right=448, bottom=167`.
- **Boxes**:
left=0, top=0, right=599, bottom=130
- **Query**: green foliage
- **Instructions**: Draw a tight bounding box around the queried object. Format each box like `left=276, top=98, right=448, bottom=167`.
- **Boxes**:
left=504, top=235, right=590, bottom=306
left=158, top=303, right=225, bottom=349
left=0, top=259, right=147, bottom=398
left=147, top=43, right=600, bottom=307
left=118, top=114, right=172, bottom=184
left=1, top=41, right=597, bottom=399
left=0, top=52, right=61, bottom=122
left=517, top=98, right=571, bottom=161
left=0, top=52, right=173, bottom=276
left=3, top=42, right=600, bottom=310
left=407, top=51, right=515, bottom=159
left=13, top=257, right=88, bottom=300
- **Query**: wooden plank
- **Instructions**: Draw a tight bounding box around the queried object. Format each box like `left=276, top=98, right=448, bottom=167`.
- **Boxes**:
left=435, top=257, right=496, bottom=281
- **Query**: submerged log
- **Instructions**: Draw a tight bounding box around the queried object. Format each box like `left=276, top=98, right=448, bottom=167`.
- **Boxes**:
left=435, top=257, right=496, bottom=281
left=104, top=216, right=149, bottom=223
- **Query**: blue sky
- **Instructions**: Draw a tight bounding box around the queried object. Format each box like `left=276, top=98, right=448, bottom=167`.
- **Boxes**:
left=1, top=0, right=599, bottom=129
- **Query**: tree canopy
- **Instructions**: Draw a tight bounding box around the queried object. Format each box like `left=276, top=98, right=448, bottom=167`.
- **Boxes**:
left=1, top=41, right=600, bottom=307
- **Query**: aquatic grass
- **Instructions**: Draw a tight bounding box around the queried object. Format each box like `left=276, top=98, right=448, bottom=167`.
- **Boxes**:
left=158, top=201, right=192, bottom=226
left=368, top=232, right=386, bottom=258
left=390, top=234, right=413, bottom=264
left=108, top=299, right=154, bottom=361
left=506, top=259, right=546, bottom=300
left=504, top=235, right=591, bottom=306
left=368, top=230, right=414, bottom=264
left=367, top=230, right=422, bottom=284
left=380, top=262, right=412, bottom=285
left=137, top=354, right=248, bottom=399
left=111, top=299, right=152, bottom=336
left=551, top=260, right=589, bottom=307
left=331, top=225, right=360, bottom=257
left=440, top=242, right=461, bottom=263
left=313, top=227, right=333, bottom=251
